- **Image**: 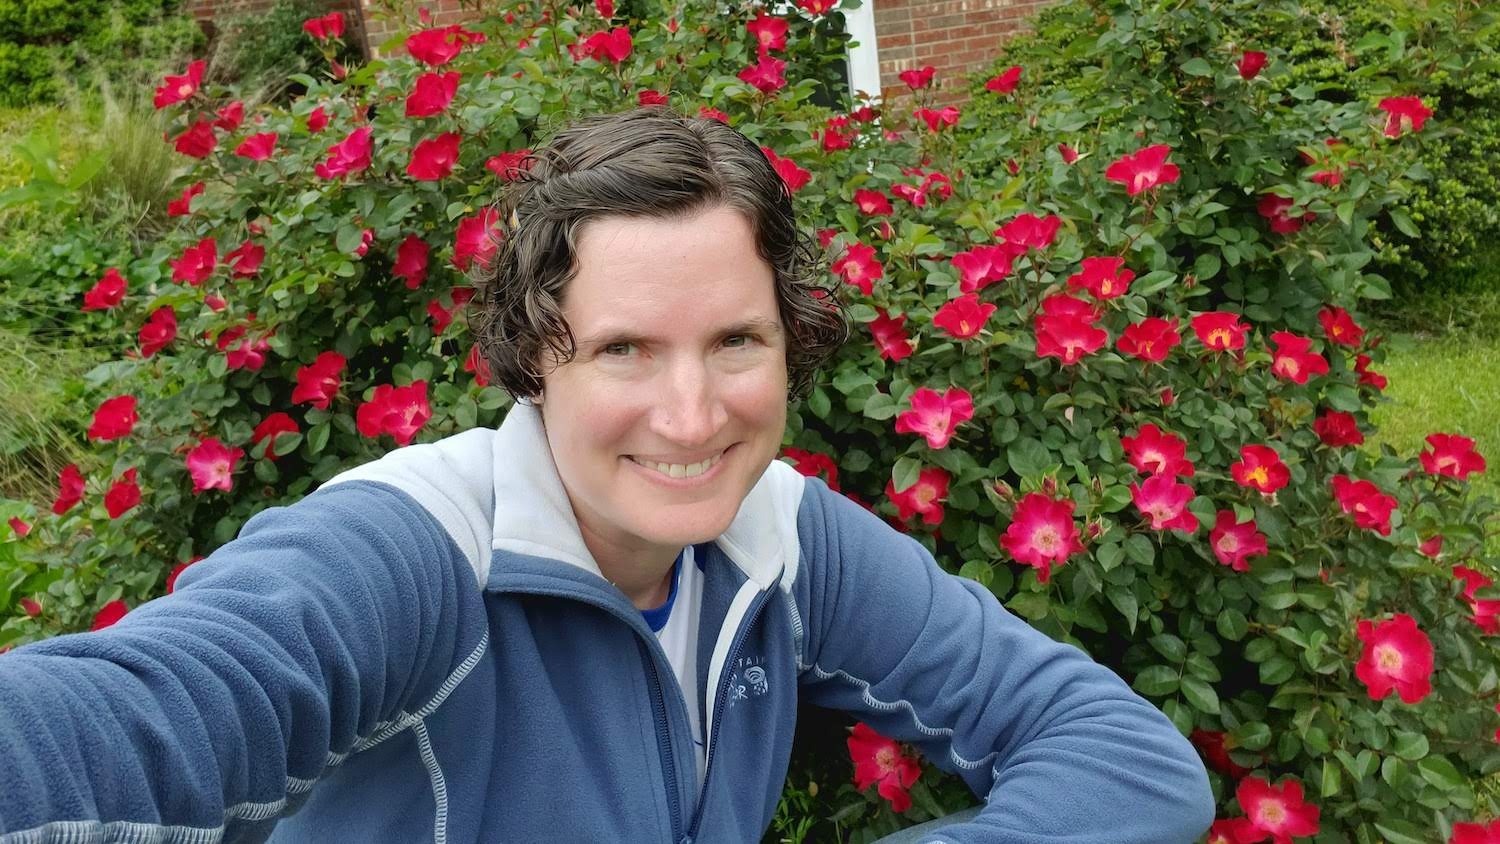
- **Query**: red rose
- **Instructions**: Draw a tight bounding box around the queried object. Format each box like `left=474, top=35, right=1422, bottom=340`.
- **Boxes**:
left=1355, top=613, right=1434, bottom=703
left=292, top=351, right=347, bottom=410
left=1105, top=144, right=1180, bottom=196
left=234, top=132, right=278, bottom=161
left=894, top=386, right=973, bottom=450
left=87, top=395, right=138, bottom=442
left=104, top=468, right=141, bottom=519
left=1118, top=316, right=1182, bottom=363
left=82, top=268, right=128, bottom=311
left=932, top=293, right=996, bottom=341
left=1237, top=50, right=1268, bottom=80
left=356, top=381, right=433, bottom=446
left=452, top=208, right=503, bottom=271
left=252, top=412, right=300, bottom=460
left=91, top=600, right=129, bottom=631
left=166, top=182, right=205, bottom=217
left=407, top=132, right=462, bottom=181
left=406, top=25, right=486, bottom=66
left=172, top=119, right=218, bottom=158
left=746, top=12, right=788, bottom=53
left=847, top=723, right=921, bottom=813
left=138, top=307, right=178, bottom=358
left=885, top=466, right=949, bottom=525
left=869, top=309, right=913, bottom=362
left=1000, top=493, right=1085, bottom=583
left=314, top=127, right=374, bottom=180
left=186, top=438, right=244, bottom=494
left=738, top=55, right=787, bottom=94
left=406, top=71, right=461, bottom=118
left=898, top=65, right=935, bottom=90
left=1419, top=433, right=1487, bottom=480
left=985, top=65, right=1023, bottom=94
left=1377, top=96, right=1433, bottom=138
left=170, top=237, right=218, bottom=286
left=393, top=234, right=431, bottom=289
left=153, top=60, right=205, bottom=109
left=51, top=464, right=86, bottom=515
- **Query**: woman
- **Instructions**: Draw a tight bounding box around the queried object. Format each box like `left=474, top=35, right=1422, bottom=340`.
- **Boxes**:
left=0, top=109, right=1213, bottom=842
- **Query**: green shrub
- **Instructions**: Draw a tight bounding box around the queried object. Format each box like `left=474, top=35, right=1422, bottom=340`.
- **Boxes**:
left=0, top=0, right=201, bottom=108
left=973, top=0, right=1500, bottom=301
left=4, top=0, right=1498, bottom=841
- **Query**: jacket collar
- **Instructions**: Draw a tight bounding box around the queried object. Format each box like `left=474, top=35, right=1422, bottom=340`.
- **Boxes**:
left=489, top=402, right=802, bottom=593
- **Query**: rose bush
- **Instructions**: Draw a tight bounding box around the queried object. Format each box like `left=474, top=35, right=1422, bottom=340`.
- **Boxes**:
left=1, top=0, right=1497, bottom=840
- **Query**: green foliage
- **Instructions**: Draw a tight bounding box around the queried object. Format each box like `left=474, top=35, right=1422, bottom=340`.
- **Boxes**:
left=4, top=0, right=1499, bottom=839
left=0, top=0, right=201, bottom=108
left=973, top=0, right=1500, bottom=299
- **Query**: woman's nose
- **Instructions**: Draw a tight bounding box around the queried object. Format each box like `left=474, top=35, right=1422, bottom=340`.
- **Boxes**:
left=652, top=363, right=727, bottom=446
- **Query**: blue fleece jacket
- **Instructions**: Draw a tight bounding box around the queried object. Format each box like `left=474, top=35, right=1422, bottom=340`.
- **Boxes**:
left=0, top=404, right=1213, bottom=843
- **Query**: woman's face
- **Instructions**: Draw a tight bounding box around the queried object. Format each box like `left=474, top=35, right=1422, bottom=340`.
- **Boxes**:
left=538, top=205, right=789, bottom=567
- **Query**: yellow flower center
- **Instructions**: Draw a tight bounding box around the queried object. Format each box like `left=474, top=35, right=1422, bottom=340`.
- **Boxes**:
left=1376, top=644, right=1402, bottom=672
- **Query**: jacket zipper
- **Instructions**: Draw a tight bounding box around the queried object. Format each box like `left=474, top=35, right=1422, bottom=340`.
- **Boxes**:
left=686, top=588, right=774, bottom=841
left=636, top=637, right=685, bottom=843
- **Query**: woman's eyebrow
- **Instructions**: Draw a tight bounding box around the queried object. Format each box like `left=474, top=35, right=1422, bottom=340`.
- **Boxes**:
left=577, top=317, right=783, bottom=347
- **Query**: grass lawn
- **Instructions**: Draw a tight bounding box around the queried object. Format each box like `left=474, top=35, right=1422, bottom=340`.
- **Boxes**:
left=1369, top=291, right=1500, bottom=555
left=1369, top=332, right=1499, bottom=497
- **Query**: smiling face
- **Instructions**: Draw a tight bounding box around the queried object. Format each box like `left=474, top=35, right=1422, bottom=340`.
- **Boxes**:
left=538, top=205, right=789, bottom=571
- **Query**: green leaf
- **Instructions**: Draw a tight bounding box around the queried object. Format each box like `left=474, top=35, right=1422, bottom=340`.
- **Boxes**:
left=1388, top=208, right=1419, bottom=238
left=1096, top=542, right=1125, bottom=571
left=1131, top=270, right=1177, bottom=296
left=1232, top=722, right=1271, bottom=751
left=307, top=423, right=331, bottom=456
left=1192, top=252, right=1221, bottom=281
left=1148, top=633, right=1187, bottom=663
left=1179, top=676, right=1220, bottom=714
left=807, top=386, right=831, bottom=419
left=1373, top=819, right=1430, bottom=844
left=1132, top=665, right=1179, bottom=696
left=891, top=457, right=921, bottom=492
left=1216, top=608, right=1248, bottom=641
left=1258, top=655, right=1295, bottom=685
left=1416, top=755, right=1464, bottom=791
left=1320, top=758, right=1341, bottom=798
left=1124, top=533, right=1155, bottom=566
left=1179, top=57, right=1214, bottom=77
left=1006, top=437, right=1051, bottom=478
left=1006, top=590, right=1050, bottom=621
left=1392, top=732, right=1428, bottom=761
left=957, top=560, right=993, bottom=588
left=1106, top=585, right=1138, bottom=633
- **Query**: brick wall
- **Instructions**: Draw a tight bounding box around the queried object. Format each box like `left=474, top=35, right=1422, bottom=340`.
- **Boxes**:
left=872, top=0, right=1050, bottom=102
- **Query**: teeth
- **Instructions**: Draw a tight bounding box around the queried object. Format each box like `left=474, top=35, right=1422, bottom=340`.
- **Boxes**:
left=633, top=454, right=721, bottom=478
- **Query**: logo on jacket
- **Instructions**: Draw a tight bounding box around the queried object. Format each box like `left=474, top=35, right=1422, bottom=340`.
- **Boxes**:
left=728, top=655, right=769, bottom=709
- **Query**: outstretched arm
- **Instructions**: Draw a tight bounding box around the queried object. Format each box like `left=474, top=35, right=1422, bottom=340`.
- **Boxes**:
left=794, top=482, right=1214, bottom=843
left=0, top=481, right=484, bottom=842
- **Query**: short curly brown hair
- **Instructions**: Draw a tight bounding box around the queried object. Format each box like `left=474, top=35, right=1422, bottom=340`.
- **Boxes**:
left=469, top=107, right=848, bottom=401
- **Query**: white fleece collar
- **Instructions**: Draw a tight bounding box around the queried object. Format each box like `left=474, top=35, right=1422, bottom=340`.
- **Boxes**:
left=489, top=402, right=802, bottom=592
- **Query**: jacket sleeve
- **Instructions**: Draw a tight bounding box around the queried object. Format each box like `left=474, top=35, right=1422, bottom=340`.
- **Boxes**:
left=0, top=481, right=486, bottom=843
left=793, top=481, right=1215, bottom=843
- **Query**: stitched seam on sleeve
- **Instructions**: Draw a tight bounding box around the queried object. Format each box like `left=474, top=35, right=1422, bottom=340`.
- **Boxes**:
left=807, top=663, right=999, bottom=771
left=412, top=720, right=449, bottom=844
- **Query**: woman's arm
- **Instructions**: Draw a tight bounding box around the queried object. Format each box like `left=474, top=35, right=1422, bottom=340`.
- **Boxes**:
left=0, top=480, right=485, bottom=842
left=794, top=481, right=1215, bottom=844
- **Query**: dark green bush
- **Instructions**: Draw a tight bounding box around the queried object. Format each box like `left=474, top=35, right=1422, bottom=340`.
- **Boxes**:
left=0, top=0, right=201, bottom=107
